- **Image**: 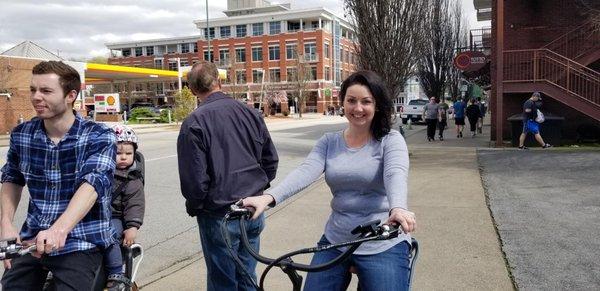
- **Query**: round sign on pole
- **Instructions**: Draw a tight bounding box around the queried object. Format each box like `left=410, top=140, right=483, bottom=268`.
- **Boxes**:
left=453, top=51, right=487, bottom=72
left=107, top=95, right=116, bottom=106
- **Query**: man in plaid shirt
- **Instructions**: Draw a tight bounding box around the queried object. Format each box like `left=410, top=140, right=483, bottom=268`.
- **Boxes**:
left=1, top=61, right=116, bottom=290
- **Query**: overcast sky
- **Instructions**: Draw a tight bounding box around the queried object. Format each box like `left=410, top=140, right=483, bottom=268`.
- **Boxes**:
left=0, top=0, right=490, bottom=60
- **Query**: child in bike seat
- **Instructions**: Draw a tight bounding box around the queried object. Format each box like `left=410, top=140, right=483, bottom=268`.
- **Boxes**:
left=105, top=124, right=146, bottom=291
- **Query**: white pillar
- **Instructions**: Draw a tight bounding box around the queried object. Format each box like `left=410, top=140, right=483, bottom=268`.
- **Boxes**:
left=177, top=57, right=182, bottom=93
left=318, top=18, right=322, bottom=29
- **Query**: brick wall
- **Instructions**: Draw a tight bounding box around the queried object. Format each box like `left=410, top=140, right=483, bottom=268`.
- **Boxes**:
left=0, top=57, right=40, bottom=134
left=503, top=0, right=585, bottom=50
left=491, top=0, right=597, bottom=143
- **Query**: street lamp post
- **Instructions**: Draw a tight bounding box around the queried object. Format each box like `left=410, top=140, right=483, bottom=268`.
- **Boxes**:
left=177, top=57, right=182, bottom=93
left=258, top=69, right=265, bottom=114
left=206, top=0, right=211, bottom=62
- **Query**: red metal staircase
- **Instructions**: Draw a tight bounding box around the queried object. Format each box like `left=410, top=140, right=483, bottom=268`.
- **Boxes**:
left=503, top=20, right=600, bottom=122
left=543, top=20, right=600, bottom=66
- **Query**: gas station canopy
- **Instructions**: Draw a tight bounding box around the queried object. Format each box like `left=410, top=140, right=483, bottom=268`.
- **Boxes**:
left=84, top=63, right=181, bottom=84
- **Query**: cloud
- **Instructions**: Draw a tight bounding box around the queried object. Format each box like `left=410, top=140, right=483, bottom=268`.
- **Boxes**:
left=0, top=0, right=488, bottom=60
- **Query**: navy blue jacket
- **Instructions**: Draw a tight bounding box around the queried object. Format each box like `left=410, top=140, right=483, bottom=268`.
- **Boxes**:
left=177, top=92, right=278, bottom=216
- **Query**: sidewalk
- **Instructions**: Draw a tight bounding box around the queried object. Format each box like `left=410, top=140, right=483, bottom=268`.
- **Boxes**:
left=140, top=122, right=514, bottom=290
left=0, top=113, right=334, bottom=147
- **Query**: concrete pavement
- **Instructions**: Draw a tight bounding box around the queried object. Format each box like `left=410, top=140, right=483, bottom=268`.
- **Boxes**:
left=0, top=114, right=516, bottom=290
left=140, top=119, right=515, bottom=290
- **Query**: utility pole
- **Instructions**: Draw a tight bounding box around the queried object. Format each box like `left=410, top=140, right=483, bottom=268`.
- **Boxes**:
left=206, top=0, right=211, bottom=62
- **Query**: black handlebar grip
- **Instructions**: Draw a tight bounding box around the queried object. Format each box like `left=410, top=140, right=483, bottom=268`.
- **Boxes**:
left=351, top=219, right=381, bottom=235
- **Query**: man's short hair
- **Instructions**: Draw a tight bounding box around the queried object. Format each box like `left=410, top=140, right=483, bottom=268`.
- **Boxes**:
left=187, top=61, right=219, bottom=94
left=32, top=61, right=81, bottom=97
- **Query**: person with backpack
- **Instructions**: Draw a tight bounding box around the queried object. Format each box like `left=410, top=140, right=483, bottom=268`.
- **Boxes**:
left=104, top=124, right=146, bottom=291
left=466, top=99, right=481, bottom=138
left=518, top=92, right=552, bottom=149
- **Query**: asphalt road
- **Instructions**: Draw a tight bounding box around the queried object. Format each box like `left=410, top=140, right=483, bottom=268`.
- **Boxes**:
left=0, top=120, right=349, bottom=283
left=478, top=149, right=600, bottom=290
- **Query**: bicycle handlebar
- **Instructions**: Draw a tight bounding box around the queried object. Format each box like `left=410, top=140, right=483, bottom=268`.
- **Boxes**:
left=0, top=238, right=37, bottom=260
left=223, top=202, right=404, bottom=290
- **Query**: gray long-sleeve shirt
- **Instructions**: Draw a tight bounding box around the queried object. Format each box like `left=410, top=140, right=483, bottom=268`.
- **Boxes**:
left=267, top=130, right=410, bottom=254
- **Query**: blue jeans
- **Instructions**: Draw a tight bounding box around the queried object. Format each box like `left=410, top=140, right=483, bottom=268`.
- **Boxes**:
left=104, top=218, right=124, bottom=275
left=304, top=235, right=411, bottom=291
left=197, top=213, right=265, bottom=291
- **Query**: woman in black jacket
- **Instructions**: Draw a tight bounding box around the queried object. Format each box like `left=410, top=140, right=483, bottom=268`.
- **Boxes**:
left=466, top=99, right=481, bottom=137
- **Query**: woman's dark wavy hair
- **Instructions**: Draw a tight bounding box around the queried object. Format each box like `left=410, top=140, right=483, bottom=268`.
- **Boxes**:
left=340, top=70, right=392, bottom=141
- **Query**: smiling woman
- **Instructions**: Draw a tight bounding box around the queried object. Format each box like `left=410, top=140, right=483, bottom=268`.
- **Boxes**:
left=243, top=70, right=415, bottom=291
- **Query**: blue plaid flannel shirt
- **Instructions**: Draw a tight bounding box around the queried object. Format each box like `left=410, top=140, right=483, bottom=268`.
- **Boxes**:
left=1, top=114, right=116, bottom=255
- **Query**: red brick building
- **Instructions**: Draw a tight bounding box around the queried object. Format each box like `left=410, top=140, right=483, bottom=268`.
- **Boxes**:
left=106, top=0, right=358, bottom=114
left=477, top=0, right=600, bottom=144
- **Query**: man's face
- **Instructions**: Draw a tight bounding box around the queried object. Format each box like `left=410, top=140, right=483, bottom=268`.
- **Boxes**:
left=30, top=73, right=74, bottom=120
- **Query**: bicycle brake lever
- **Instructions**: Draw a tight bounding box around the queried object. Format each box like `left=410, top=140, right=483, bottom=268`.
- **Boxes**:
left=377, top=224, right=401, bottom=240
left=228, top=201, right=254, bottom=219
left=351, top=219, right=381, bottom=236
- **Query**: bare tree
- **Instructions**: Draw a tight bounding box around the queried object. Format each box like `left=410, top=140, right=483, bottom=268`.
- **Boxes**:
left=289, top=49, right=314, bottom=118
left=447, top=2, right=468, bottom=101
left=224, top=57, right=247, bottom=101
left=0, top=58, right=14, bottom=95
left=417, top=0, right=465, bottom=101
left=344, top=0, right=428, bottom=97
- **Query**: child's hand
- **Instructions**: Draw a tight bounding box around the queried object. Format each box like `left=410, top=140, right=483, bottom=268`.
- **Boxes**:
left=122, top=227, right=138, bottom=246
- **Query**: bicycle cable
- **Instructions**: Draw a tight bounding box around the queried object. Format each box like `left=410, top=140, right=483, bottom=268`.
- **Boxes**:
left=220, top=213, right=263, bottom=291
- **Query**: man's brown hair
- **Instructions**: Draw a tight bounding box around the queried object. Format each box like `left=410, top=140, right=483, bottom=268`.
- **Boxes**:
left=187, top=61, right=219, bottom=94
left=32, top=61, right=81, bottom=97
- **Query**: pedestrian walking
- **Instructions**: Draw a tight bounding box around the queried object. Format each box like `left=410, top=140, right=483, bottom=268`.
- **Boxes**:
left=177, top=61, right=279, bottom=291
left=1, top=61, right=116, bottom=290
left=466, top=98, right=481, bottom=138
left=518, top=92, right=552, bottom=149
left=438, top=98, right=449, bottom=141
left=453, top=97, right=466, bottom=138
left=477, top=97, right=487, bottom=134
left=423, top=96, right=440, bottom=142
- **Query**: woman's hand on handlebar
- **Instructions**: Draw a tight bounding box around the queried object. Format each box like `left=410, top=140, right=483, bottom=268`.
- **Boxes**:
left=242, top=194, right=275, bottom=220
left=387, top=208, right=416, bottom=233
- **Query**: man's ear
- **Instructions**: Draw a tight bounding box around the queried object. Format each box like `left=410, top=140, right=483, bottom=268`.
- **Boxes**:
left=66, top=90, right=77, bottom=104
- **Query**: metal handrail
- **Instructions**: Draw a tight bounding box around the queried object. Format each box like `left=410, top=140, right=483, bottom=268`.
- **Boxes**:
left=543, top=20, right=600, bottom=60
left=504, top=49, right=600, bottom=105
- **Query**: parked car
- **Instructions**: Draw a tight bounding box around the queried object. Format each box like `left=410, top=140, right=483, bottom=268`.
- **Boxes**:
left=400, top=99, right=428, bottom=124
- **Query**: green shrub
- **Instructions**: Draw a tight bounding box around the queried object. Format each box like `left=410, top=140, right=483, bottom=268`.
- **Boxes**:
left=174, top=87, right=196, bottom=121
left=282, top=111, right=289, bottom=116
left=130, top=107, right=157, bottom=122
left=159, top=109, right=171, bottom=123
